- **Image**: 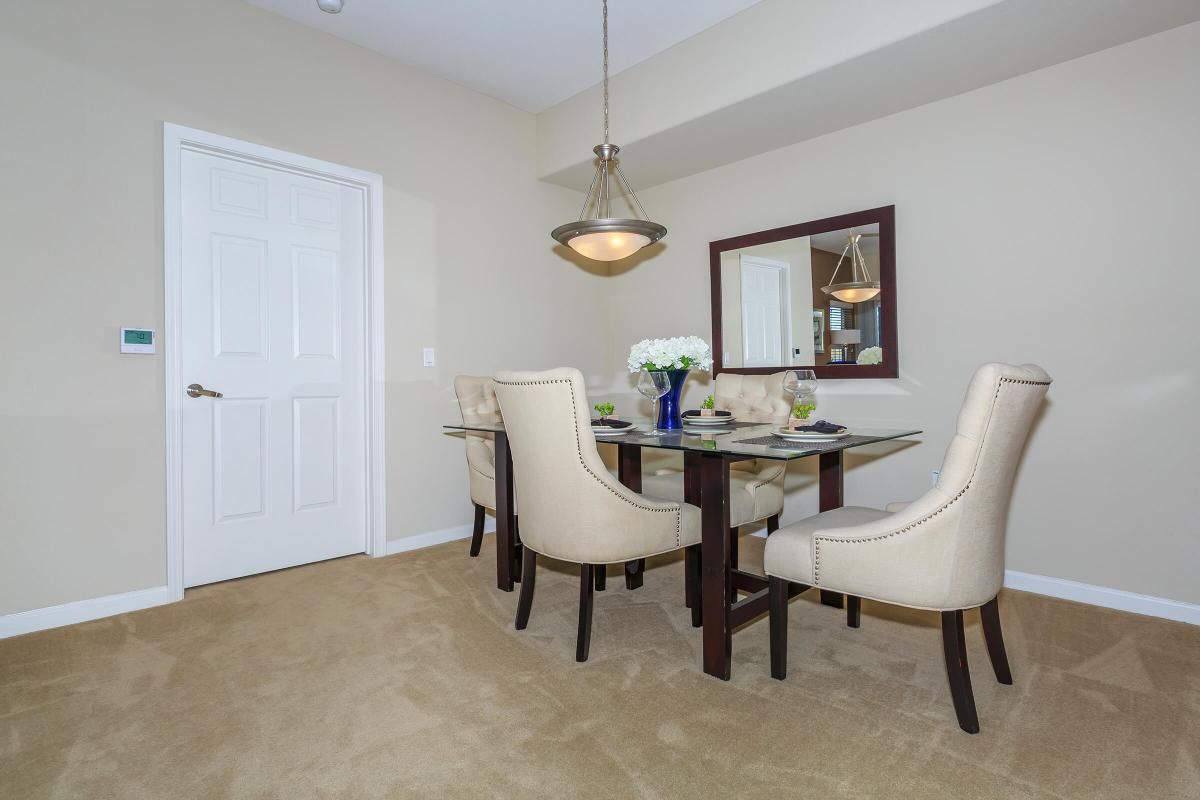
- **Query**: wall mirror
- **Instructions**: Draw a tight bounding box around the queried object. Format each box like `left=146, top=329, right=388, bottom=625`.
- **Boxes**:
left=709, top=205, right=897, bottom=379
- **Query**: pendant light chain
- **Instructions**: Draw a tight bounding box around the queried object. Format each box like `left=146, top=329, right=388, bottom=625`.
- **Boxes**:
left=602, top=0, right=609, bottom=145
left=548, top=0, right=667, bottom=261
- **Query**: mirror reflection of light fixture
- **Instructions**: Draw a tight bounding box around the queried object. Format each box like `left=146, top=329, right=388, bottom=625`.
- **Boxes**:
left=550, top=0, right=666, bottom=262
left=822, top=233, right=881, bottom=303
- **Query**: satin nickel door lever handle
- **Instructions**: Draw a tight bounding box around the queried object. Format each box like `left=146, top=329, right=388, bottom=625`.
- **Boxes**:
left=186, top=383, right=224, bottom=399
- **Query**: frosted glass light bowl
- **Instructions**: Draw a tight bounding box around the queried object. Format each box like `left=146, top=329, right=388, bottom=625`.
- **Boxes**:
left=552, top=218, right=666, bottom=262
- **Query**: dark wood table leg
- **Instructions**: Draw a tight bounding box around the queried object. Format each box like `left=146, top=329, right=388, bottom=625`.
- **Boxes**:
left=618, top=443, right=645, bottom=590
left=512, top=515, right=523, bottom=583
left=818, top=450, right=845, bottom=609
left=683, top=451, right=703, bottom=626
left=699, top=452, right=732, bottom=680
left=493, top=431, right=517, bottom=592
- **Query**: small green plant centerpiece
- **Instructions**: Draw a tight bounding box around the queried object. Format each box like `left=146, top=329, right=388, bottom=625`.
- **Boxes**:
left=700, top=394, right=716, bottom=417
left=594, top=402, right=616, bottom=421
left=790, top=400, right=817, bottom=429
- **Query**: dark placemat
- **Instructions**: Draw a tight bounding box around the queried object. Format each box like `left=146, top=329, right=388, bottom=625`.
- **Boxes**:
left=733, top=434, right=880, bottom=450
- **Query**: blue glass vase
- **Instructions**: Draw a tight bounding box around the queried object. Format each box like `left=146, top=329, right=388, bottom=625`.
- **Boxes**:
left=656, top=369, right=690, bottom=431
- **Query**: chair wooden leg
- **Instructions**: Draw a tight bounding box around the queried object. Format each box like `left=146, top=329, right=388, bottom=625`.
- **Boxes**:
left=729, top=526, right=739, bottom=569
left=684, top=544, right=702, bottom=628
left=820, top=590, right=844, bottom=608
left=941, top=609, right=980, bottom=734
left=469, top=503, right=485, bottom=557
left=980, top=596, right=1013, bottom=685
left=594, top=563, right=606, bottom=591
left=577, top=565, right=595, bottom=662
left=624, top=559, right=644, bottom=590
left=769, top=576, right=789, bottom=680
left=514, top=547, right=537, bottom=630
left=846, top=595, right=861, bottom=628
left=766, top=514, right=780, bottom=534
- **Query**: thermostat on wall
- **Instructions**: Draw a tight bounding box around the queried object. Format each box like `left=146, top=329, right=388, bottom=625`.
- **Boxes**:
left=120, top=328, right=155, bottom=354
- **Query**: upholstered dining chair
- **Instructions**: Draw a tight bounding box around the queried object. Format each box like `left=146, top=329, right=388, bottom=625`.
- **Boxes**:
left=763, top=363, right=1051, bottom=733
left=453, top=375, right=502, bottom=557
left=493, top=368, right=702, bottom=662
left=641, top=371, right=792, bottom=567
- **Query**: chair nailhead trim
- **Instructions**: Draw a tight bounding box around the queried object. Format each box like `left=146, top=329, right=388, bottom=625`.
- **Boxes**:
left=812, top=375, right=1048, bottom=584
left=495, top=377, right=682, bottom=548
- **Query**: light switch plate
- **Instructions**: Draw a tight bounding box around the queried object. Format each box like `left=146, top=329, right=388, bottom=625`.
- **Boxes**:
left=422, top=347, right=435, bottom=367
left=120, top=328, right=155, bottom=354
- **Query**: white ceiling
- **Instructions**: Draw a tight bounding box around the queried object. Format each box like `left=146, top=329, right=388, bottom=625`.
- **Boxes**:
left=811, top=226, right=880, bottom=257
left=242, top=0, right=763, bottom=112
left=537, top=0, right=1200, bottom=189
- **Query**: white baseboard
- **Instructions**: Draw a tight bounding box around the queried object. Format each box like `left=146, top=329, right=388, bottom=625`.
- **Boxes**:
left=750, top=530, right=1198, bottom=626
left=1003, top=570, right=1200, bottom=626
left=7, top=534, right=1192, bottom=639
left=0, top=585, right=175, bottom=640
left=385, top=520, right=496, bottom=556
left=1, top=521, right=497, bottom=639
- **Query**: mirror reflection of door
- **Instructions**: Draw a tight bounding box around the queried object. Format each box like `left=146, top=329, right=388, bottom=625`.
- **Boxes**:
left=739, top=255, right=791, bottom=367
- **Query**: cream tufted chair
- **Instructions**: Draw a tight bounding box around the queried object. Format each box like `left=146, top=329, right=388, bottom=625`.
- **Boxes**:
left=453, top=375, right=502, bottom=557
left=494, top=368, right=702, bottom=662
left=764, top=363, right=1051, bottom=733
left=641, top=371, right=792, bottom=566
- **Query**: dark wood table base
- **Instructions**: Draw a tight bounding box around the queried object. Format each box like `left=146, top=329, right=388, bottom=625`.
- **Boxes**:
left=817, top=450, right=846, bottom=610
left=492, top=432, right=521, bottom=592
left=618, top=444, right=646, bottom=591
left=495, top=431, right=856, bottom=678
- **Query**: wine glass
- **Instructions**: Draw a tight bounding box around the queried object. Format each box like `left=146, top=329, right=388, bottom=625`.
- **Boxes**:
left=637, top=370, right=672, bottom=435
left=783, top=369, right=819, bottom=421
left=783, top=369, right=818, bottom=398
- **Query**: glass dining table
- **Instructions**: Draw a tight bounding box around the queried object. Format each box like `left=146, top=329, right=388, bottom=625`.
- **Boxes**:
left=443, top=420, right=921, bottom=680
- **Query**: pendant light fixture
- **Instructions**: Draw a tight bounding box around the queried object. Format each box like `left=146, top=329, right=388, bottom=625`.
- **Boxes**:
left=551, top=0, right=667, bottom=262
left=822, top=232, right=881, bottom=303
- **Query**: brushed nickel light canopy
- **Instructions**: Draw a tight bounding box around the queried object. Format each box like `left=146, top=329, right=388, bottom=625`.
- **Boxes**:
left=551, top=0, right=666, bottom=262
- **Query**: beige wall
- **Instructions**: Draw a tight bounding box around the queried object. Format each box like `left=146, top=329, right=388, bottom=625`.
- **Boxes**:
left=0, top=0, right=602, bottom=616
left=598, top=22, right=1200, bottom=604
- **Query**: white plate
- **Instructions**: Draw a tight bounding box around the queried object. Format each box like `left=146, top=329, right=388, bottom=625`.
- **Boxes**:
left=681, top=415, right=735, bottom=426
left=773, top=427, right=849, bottom=442
left=593, top=426, right=635, bottom=437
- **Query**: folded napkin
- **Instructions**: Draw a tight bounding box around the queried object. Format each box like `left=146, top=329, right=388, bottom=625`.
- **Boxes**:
left=682, top=409, right=732, bottom=417
left=792, top=420, right=846, bottom=434
left=591, top=418, right=633, bottom=428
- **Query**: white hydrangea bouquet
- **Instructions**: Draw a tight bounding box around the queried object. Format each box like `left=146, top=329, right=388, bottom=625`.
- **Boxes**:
left=627, top=336, right=712, bottom=430
left=856, top=346, right=883, bottom=365
left=627, top=336, right=713, bottom=373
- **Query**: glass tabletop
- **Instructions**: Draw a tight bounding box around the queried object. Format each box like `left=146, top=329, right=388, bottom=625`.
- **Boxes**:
left=444, top=420, right=921, bottom=461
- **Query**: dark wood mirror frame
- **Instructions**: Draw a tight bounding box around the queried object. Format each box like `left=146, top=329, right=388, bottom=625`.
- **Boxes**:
left=709, top=205, right=897, bottom=379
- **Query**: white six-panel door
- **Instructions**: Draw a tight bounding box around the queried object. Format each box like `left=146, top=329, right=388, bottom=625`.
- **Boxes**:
left=740, top=255, right=790, bottom=368
left=180, top=150, right=367, bottom=587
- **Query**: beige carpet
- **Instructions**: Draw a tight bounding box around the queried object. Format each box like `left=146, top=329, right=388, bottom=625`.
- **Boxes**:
left=2, top=536, right=1198, bottom=799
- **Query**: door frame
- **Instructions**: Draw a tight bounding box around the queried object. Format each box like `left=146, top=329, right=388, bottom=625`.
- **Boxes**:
left=162, top=122, right=386, bottom=601
left=738, top=254, right=793, bottom=368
